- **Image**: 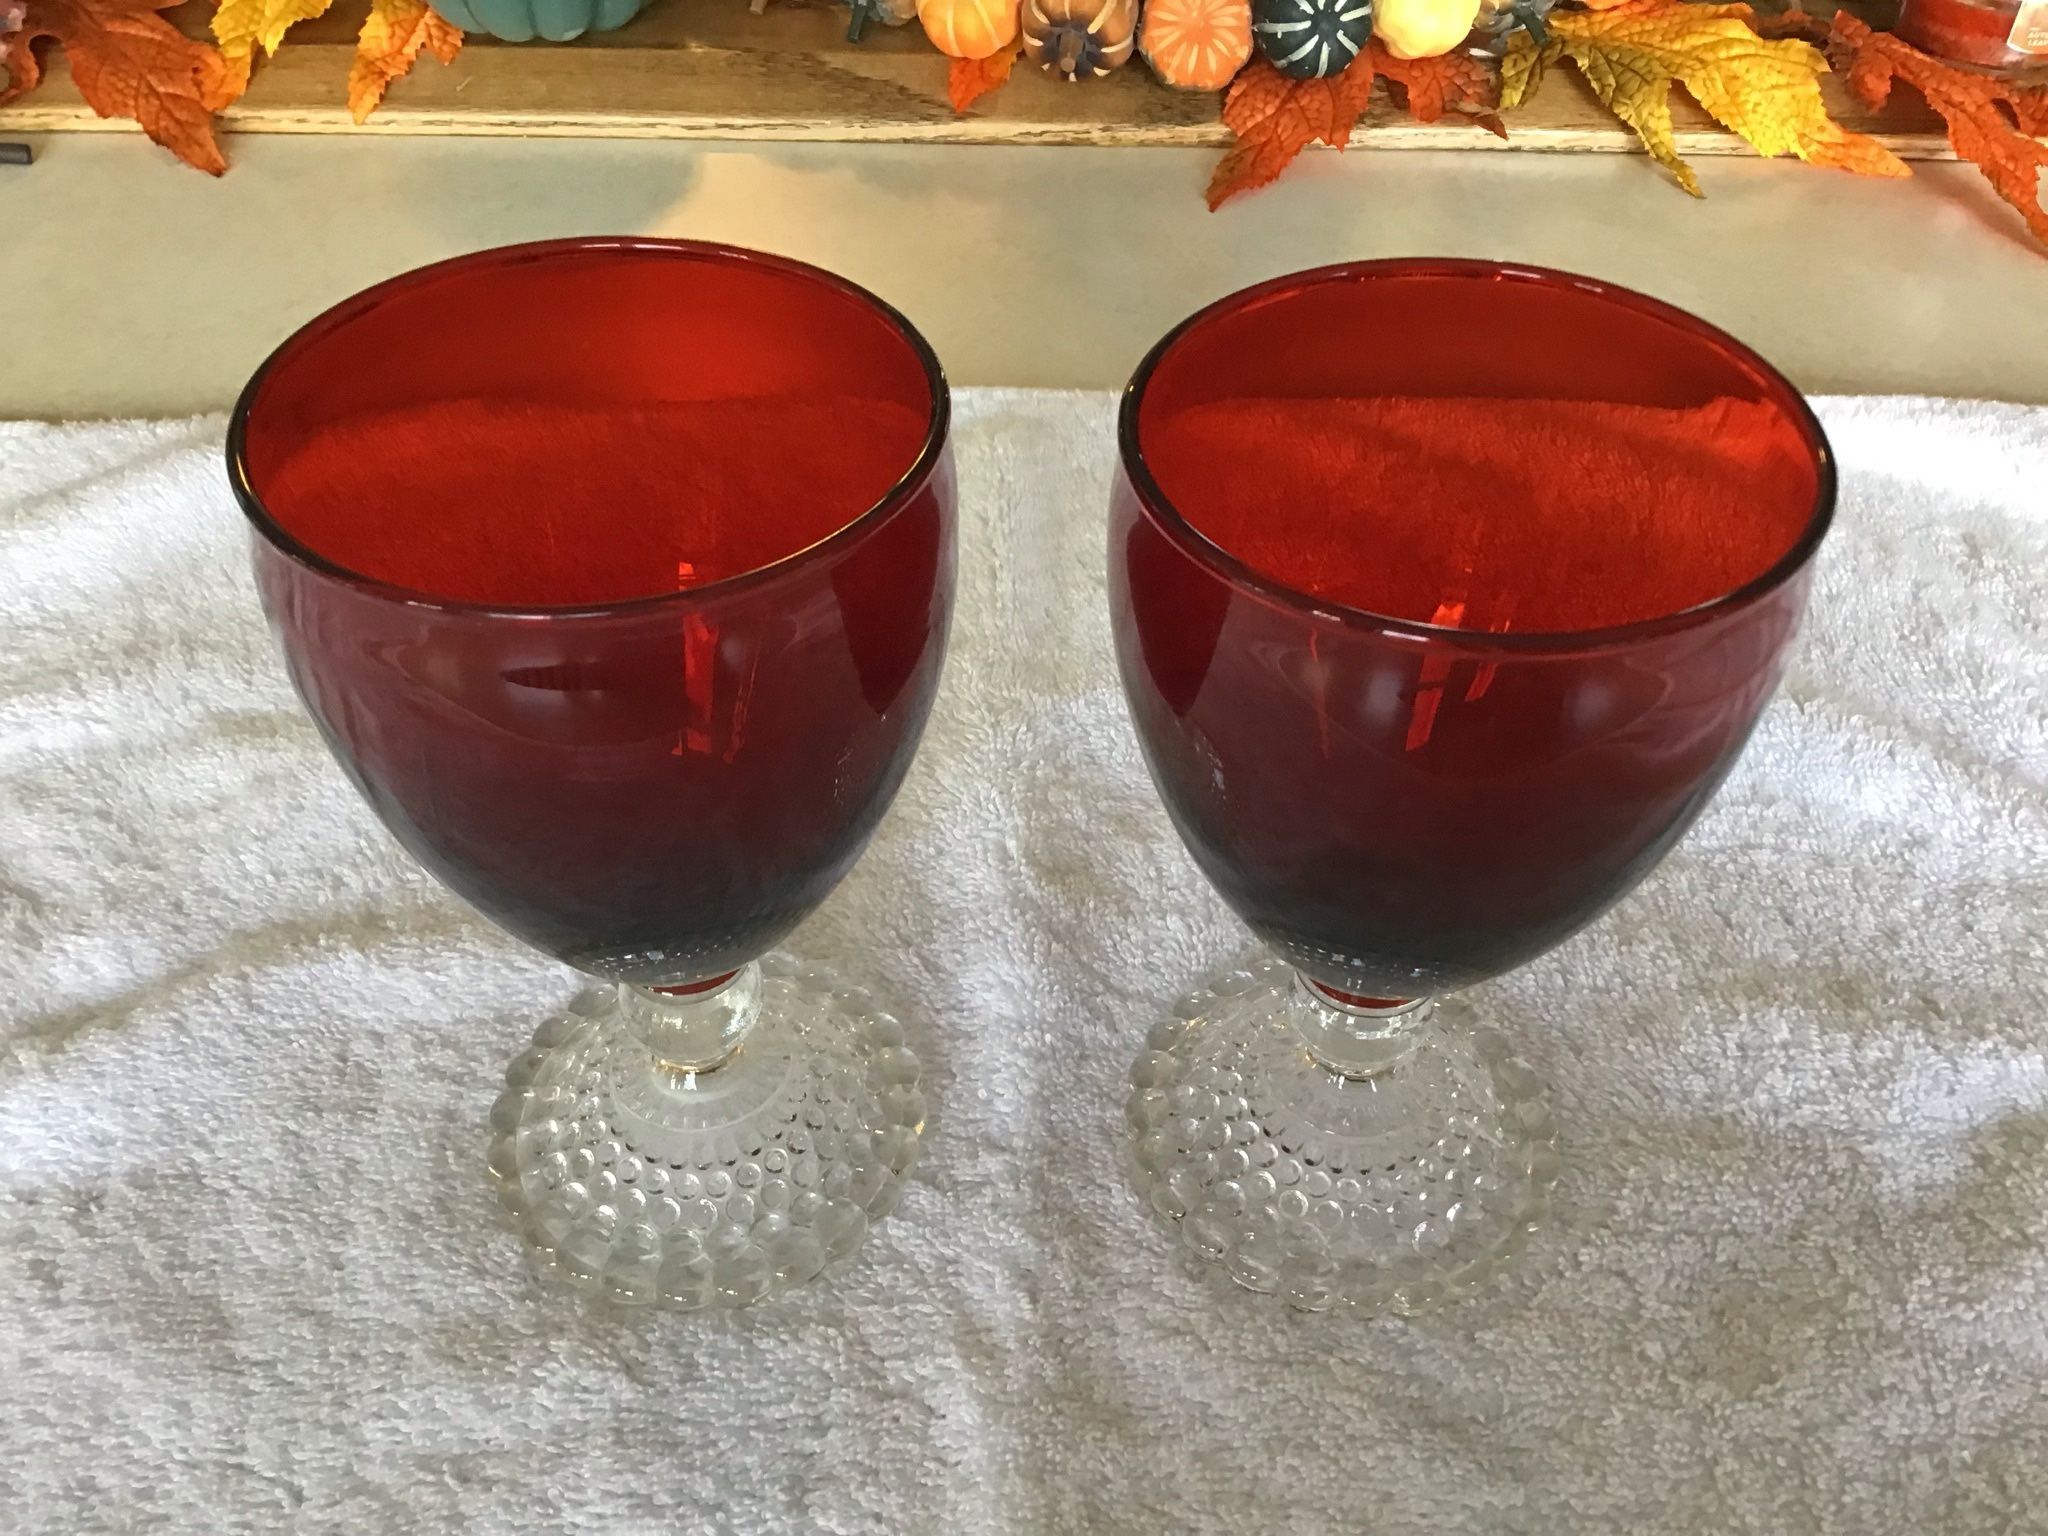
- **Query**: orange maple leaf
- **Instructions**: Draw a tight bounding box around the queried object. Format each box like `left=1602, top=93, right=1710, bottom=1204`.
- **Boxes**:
left=348, top=0, right=461, bottom=124
left=1829, top=11, right=2048, bottom=248
left=1367, top=37, right=1504, bottom=136
left=948, top=41, right=1017, bottom=113
left=1207, top=49, right=1510, bottom=208
left=1206, top=57, right=1380, bottom=208
left=208, top=46, right=250, bottom=110
left=1, top=0, right=233, bottom=170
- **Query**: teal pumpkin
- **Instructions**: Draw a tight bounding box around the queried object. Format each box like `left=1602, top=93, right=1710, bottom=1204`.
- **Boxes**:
left=1252, top=0, right=1371, bottom=76
left=430, top=0, right=648, bottom=41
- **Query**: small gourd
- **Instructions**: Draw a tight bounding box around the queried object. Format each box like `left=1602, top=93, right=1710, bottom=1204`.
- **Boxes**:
left=1022, top=0, right=1139, bottom=78
left=1373, top=0, right=1481, bottom=57
left=1251, top=0, right=1371, bottom=77
left=918, top=0, right=1021, bottom=57
left=1139, top=0, right=1254, bottom=89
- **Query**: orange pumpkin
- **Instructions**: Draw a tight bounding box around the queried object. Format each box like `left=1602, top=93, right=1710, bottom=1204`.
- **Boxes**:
left=918, top=0, right=1021, bottom=58
left=1139, top=0, right=1253, bottom=88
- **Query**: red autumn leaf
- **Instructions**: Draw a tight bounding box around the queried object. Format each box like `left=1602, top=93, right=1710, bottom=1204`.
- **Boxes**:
left=1207, top=47, right=1511, bottom=207
left=1367, top=37, right=1502, bottom=132
left=1829, top=10, right=2048, bottom=247
left=1206, top=56, right=1379, bottom=208
left=1, top=0, right=234, bottom=170
left=948, top=41, right=1018, bottom=113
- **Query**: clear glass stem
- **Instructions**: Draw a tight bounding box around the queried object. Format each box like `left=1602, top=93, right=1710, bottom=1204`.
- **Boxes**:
left=1286, top=971, right=1435, bottom=1078
left=493, top=955, right=926, bottom=1309
left=620, top=963, right=762, bottom=1074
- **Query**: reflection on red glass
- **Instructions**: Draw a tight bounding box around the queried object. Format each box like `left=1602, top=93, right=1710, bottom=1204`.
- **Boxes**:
left=259, top=397, right=931, bottom=606
left=239, top=242, right=955, bottom=987
left=1142, top=395, right=1813, bottom=633
left=1111, top=260, right=1830, bottom=1000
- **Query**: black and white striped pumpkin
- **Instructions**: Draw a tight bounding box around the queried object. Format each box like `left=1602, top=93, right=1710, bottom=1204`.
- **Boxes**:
left=1250, top=0, right=1372, bottom=77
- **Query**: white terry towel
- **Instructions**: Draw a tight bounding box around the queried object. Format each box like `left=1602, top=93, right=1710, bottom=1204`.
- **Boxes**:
left=0, top=392, right=2044, bottom=1534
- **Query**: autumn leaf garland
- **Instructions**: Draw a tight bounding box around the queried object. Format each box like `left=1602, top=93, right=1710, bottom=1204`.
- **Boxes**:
left=1208, top=0, right=1909, bottom=207
left=1828, top=11, right=2048, bottom=246
left=1205, top=0, right=1916, bottom=206
left=1499, top=0, right=1906, bottom=194
left=0, top=0, right=241, bottom=169
left=212, top=0, right=463, bottom=131
left=0, top=0, right=461, bottom=167
left=1207, top=43, right=1500, bottom=207
left=5, top=0, right=2047, bottom=256
left=1208, top=0, right=2047, bottom=252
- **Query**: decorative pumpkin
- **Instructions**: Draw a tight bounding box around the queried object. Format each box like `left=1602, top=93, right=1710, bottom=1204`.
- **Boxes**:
left=1022, top=0, right=1139, bottom=78
left=918, top=0, right=1021, bottom=58
left=428, top=0, right=645, bottom=41
left=1140, top=0, right=1253, bottom=88
left=1251, top=0, right=1372, bottom=77
left=1373, top=0, right=1482, bottom=57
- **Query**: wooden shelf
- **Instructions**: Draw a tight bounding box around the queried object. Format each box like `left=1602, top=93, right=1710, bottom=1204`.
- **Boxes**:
left=1, top=0, right=1958, bottom=158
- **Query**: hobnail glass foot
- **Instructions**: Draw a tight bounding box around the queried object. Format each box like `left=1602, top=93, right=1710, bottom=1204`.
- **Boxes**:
left=1127, top=955, right=1556, bottom=1316
left=489, top=954, right=925, bottom=1309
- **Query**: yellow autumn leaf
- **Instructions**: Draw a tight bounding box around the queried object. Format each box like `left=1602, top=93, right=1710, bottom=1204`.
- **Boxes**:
left=1497, top=34, right=1560, bottom=110
left=348, top=0, right=461, bottom=122
left=212, top=0, right=338, bottom=60
left=1544, top=0, right=1909, bottom=195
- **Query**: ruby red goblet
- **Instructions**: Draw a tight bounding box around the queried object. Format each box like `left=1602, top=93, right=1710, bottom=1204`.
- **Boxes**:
left=230, top=239, right=954, bottom=1308
left=1111, top=260, right=1834, bottom=1313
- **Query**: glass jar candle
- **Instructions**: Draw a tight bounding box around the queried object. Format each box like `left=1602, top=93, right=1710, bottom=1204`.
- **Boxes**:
left=1895, top=0, right=2048, bottom=73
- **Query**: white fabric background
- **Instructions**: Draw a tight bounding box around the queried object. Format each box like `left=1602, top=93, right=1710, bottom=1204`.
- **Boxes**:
left=1, top=392, right=2044, bottom=1534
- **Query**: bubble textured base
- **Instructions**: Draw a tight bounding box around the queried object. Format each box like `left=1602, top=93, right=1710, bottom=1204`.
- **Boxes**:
left=489, top=955, right=925, bottom=1309
left=1128, top=957, right=1556, bottom=1316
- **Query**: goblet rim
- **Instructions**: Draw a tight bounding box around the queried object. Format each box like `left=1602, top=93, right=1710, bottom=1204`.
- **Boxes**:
left=1118, top=257, right=1837, bottom=657
left=226, top=236, right=951, bottom=621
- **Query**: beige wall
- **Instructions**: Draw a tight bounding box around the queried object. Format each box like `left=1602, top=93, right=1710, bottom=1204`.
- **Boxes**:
left=4, top=130, right=2047, bottom=417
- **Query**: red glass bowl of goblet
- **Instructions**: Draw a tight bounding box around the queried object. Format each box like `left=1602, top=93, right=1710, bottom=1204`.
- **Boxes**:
left=230, top=239, right=955, bottom=1309
left=1112, top=260, right=1834, bottom=1314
